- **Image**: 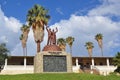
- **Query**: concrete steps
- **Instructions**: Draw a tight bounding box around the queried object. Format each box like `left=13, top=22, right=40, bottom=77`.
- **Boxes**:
left=79, top=69, right=84, bottom=73
left=82, top=69, right=99, bottom=75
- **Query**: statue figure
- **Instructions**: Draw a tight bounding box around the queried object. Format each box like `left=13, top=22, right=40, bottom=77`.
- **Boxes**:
left=46, top=26, right=58, bottom=45
left=46, top=26, right=52, bottom=45
left=50, top=27, right=58, bottom=45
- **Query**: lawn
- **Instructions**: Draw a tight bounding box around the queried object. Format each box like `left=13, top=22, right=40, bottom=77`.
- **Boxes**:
left=0, top=73, right=120, bottom=80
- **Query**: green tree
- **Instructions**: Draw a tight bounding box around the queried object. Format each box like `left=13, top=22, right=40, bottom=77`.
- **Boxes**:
left=57, top=38, right=66, bottom=51
left=95, top=33, right=103, bottom=56
left=27, top=4, right=50, bottom=52
left=113, top=52, right=120, bottom=73
left=20, top=24, right=30, bottom=56
left=66, top=36, right=74, bottom=54
left=0, top=43, right=9, bottom=72
left=85, top=42, right=94, bottom=57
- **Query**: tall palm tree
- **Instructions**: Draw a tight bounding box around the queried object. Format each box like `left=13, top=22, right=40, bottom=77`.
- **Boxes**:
left=20, top=24, right=30, bottom=56
left=85, top=42, right=94, bottom=57
left=20, top=25, right=30, bottom=68
left=57, top=38, right=66, bottom=51
left=66, top=36, right=74, bottom=54
left=95, top=33, right=103, bottom=56
left=27, top=4, right=50, bottom=52
left=19, top=34, right=25, bottom=56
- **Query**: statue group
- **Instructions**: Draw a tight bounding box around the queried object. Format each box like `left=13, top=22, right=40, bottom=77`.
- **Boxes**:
left=34, top=25, right=72, bottom=73
left=46, top=26, right=58, bottom=45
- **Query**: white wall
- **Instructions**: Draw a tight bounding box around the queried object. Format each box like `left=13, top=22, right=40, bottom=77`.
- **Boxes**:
left=93, top=65, right=117, bottom=76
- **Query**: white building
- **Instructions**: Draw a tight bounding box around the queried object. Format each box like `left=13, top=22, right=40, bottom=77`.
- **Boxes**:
left=0, top=56, right=117, bottom=75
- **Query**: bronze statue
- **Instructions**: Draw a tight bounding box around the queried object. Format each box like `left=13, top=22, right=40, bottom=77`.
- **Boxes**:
left=43, top=26, right=61, bottom=51
left=46, top=26, right=58, bottom=45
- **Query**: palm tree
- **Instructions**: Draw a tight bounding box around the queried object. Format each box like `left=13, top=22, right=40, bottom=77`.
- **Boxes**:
left=20, top=24, right=30, bottom=56
left=20, top=25, right=30, bottom=68
left=27, top=4, right=50, bottom=52
left=66, top=36, right=74, bottom=54
left=57, top=38, right=66, bottom=51
left=19, top=34, right=25, bottom=56
left=85, top=42, right=94, bottom=57
left=95, top=33, right=103, bottom=56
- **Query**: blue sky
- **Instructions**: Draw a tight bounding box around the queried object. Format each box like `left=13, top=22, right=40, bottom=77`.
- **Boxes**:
left=0, top=0, right=101, bottom=24
left=0, top=0, right=120, bottom=57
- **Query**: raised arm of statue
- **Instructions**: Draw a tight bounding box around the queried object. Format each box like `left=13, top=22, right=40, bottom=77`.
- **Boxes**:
left=46, top=26, right=49, bottom=31
left=55, top=27, right=58, bottom=33
left=46, top=25, right=52, bottom=45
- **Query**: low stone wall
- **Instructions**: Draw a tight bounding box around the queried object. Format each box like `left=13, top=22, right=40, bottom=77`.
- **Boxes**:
left=93, top=65, right=117, bottom=76
left=72, top=65, right=80, bottom=73
left=0, top=65, right=33, bottom=75
left=1, top=70, right=33, bottom=75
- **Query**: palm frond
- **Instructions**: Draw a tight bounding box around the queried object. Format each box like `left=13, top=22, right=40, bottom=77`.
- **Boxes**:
left=95, top=33, right=103, bottom=41
left=85, top=42, right=94, bottom=49
left=27, top=4, right=50, bottom=26
left=57, top=38, right=66, bottom=45
left=19, top=34, right=23, bottom=40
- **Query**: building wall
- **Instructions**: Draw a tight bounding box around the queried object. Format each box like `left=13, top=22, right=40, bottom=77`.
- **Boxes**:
left=7, top=56, right=34, bottom=65
left=72, top=57, right=114, bottom=69
left=8, top=57, right=24, bottom=65
left=1, top=56, right=115, bottom=75
left=94, top=58, right=106, bottom=65
left=26, top=57, right=34, bottom=65
left=7, top=56, right=113, bottom=66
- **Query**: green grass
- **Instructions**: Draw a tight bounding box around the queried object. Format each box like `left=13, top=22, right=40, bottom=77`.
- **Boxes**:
left=0, top=73, right=120, bottom=80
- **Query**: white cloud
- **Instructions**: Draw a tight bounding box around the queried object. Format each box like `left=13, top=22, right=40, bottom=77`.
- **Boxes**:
left=0, top=8, right=22, bottom=33
left=11, top=27, right=47, bottom=56
left=108, top=40, right=120, bottom=48
left=0, top=7, right=22, bottom=54
left=89, top=0, right=120, bottom=17
left=4, top=17, right=22, bottom=32
left=0, top=36, right=8, bottom=43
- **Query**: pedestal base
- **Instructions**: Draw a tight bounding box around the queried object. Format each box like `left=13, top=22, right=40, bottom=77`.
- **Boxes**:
left=34, top=51, right=72, bottom=73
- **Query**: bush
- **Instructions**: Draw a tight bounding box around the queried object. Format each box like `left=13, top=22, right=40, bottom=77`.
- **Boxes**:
left=0, top=43, right=9, bottom=72
left=113, top=52, right=120, bottom=73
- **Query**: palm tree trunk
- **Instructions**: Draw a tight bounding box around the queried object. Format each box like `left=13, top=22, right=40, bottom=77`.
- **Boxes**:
left=69, top=46, right=73, bottom=70
left=26, top=45, right=27, bottom=56
left=23, top=48, right=25, bottom=56
left=98, top=40, right=103, bottom=57
left=37, top=41, right=40, bottom=53
left=70, top=46, right=72, bottom=55
left=88, top=49, right=92, bottom=57
left=101, top=47, right=103, bottom=57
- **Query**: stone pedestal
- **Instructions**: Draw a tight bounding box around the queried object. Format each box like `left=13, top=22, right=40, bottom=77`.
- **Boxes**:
left=34, top=51, right=72, bottom=73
